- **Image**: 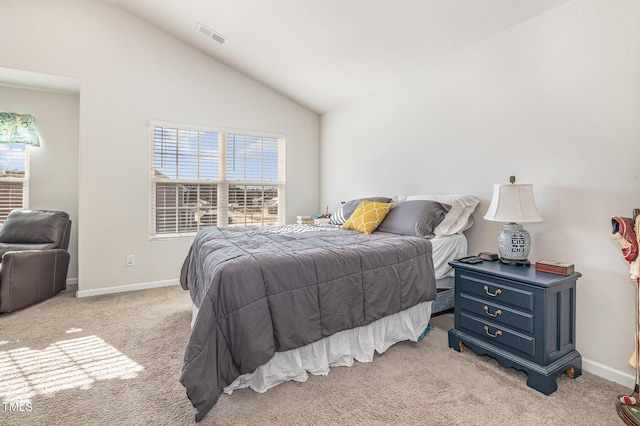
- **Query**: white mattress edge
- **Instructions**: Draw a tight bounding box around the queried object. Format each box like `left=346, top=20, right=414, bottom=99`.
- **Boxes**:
left=430, top=233, right=468, bottom=280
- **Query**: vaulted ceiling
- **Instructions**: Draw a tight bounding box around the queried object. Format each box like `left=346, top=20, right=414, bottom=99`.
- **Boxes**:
left=90, top=1, right=572, bottom=113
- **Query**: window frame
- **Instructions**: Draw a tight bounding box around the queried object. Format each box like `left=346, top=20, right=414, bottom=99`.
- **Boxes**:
left=0, top=144, right=30, bottom=225
left=148, top=121, right=286, bottom=239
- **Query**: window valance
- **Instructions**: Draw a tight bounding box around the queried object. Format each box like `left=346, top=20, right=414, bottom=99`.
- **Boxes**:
left=0, top=113, right=40, bottom=147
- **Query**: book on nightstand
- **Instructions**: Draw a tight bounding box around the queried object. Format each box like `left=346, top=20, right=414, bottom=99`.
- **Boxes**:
left=296, top=215, right=314, bottom=225
left=535, top=260, right=575, bottom=276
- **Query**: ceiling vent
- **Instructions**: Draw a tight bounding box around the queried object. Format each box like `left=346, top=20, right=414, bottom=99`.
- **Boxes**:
left=197, top=23, right=226, bottom=45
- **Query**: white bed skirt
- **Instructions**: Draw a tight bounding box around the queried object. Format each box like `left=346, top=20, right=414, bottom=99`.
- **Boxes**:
left=189, top=300, right=433, bottom=395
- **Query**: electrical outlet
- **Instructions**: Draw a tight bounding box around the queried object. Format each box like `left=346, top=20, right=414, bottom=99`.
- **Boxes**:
left=126, top=254, right=135, bottom=267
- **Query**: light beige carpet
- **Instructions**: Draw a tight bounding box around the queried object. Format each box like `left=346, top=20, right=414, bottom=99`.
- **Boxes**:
left=0, top=285, right=628, bottom=425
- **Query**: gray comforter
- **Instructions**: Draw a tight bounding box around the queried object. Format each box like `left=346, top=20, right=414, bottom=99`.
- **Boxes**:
left=180, top=224, right=437, bottom=421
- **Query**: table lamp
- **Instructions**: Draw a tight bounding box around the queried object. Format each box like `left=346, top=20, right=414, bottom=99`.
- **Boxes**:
left=483, top=177, right=543, bottom=266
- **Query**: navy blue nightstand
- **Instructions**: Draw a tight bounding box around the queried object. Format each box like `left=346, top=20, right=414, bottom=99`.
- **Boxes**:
left=448, top=260, right=582, bottom=395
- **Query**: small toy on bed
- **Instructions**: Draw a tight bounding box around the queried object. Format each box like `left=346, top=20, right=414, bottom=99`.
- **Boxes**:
left=314, top=206, right=332, bottom=219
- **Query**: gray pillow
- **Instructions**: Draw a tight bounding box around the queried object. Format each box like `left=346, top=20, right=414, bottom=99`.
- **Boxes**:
left=376, top=200, right=451, bottom=238
left=328, top=196, right=392, bottom=225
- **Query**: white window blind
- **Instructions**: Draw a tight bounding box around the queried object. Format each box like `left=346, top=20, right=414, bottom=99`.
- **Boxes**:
left=0, top=144, right=28, bottom=224
left=150, top=124, right=285, bottom=238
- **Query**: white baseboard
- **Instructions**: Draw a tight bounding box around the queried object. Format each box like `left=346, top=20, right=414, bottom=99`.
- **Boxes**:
left=66, top=277, right=78, bottom=286
left=583, top=357, right=635, bottom=388
left=75, top=279, right=180, bottom=298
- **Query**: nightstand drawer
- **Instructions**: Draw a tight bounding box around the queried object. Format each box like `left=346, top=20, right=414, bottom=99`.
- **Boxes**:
left=459, top=272, right=534, bottom=312
left=459, top=293, right=534, bottom=334
left=460, top=312, right=535, bottom=357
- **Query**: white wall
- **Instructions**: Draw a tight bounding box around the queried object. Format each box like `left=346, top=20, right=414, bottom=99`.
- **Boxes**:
left=0, top=0, right=320, bottom=294
left=0, top=86, right=79, bottom=280
left=321, top=0, right=640, bottom=385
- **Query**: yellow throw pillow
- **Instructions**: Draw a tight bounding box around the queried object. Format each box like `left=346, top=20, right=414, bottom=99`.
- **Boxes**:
left=341, top=200, right=393, bottom=234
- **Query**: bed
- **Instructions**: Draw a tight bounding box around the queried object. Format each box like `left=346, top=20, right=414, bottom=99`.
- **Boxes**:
left=180, top=195, right=478, bottom=421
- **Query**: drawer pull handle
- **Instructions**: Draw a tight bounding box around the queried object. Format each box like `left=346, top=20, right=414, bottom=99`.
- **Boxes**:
left=484, top=326, right=502, bottom=338
left=483, top=305, right=502, bottom=317
left=483, top=285, right=501, bottom=297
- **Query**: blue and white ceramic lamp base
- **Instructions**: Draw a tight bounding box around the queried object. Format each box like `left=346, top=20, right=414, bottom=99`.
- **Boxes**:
left=496, top=223, right=531, bottom=261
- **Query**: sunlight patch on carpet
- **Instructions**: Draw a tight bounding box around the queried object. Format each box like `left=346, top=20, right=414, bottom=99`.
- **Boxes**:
left=0, top=335, right=144, bottom=401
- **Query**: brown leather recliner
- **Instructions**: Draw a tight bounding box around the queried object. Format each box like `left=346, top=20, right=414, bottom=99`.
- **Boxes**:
left=0, top=210, right=71, bottom=314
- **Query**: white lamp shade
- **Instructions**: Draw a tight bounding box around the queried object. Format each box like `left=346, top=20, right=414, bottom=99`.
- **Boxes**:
left=483, top=184, right=543, bottom=223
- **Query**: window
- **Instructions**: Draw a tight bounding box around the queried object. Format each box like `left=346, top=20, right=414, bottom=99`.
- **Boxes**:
left=0, top=144, right=28, bottom=224
left=150, top=123, right=285, bottom=238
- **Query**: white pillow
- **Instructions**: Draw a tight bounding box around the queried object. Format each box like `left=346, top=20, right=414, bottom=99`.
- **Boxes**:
left=404, top=195, right=480, bottom=237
